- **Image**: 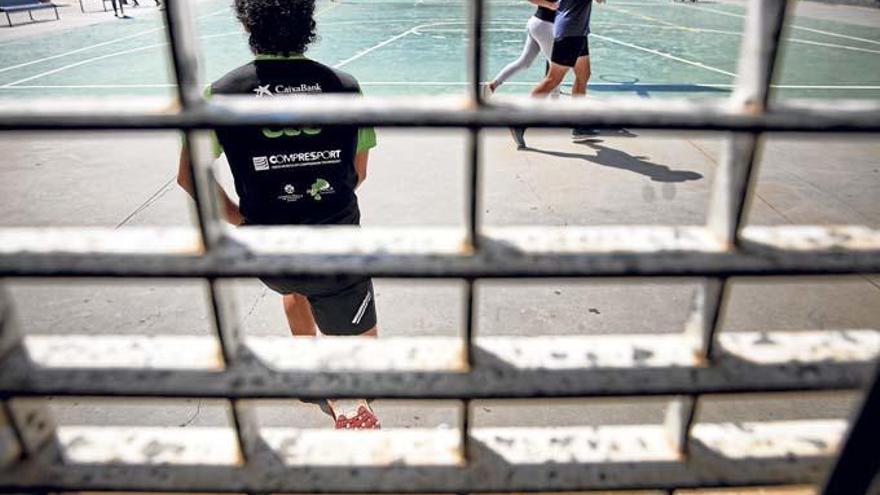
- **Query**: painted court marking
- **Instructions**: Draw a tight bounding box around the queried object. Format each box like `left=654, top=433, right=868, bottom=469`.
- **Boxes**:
left=0, top=4, right=339, bottom=88
left=591, top=33, right=737, bottom=78
left=0, top=8, right=227, bottom=76
left=605, top=6, right=880, bottom=56
left=677, top=2, right=880, bottom=47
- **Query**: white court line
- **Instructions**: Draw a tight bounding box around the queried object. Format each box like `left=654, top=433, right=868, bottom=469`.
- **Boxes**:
left=420, top=22, right=880, bottom=55
left=334, top=21, right=459, bottom=68
left=5, top=82, right=879, bottom=90
left=0, top=8, right=228, bottom=76
left=2, top=43, right=166, bottom=88
left=1, top=3, right=341, bottom=88
left=605, top=6, right=880, bottom=55
left=591, top=33, right=737, bottom=78
left=676, top=2, right=880, bottom=47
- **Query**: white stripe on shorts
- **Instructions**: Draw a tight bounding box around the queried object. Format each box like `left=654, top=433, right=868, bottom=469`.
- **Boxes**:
left=352, top=291, right=372, bottom=325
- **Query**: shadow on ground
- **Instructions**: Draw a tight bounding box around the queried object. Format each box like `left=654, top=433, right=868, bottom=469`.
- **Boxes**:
left=525, top=137, right=704, bottom=183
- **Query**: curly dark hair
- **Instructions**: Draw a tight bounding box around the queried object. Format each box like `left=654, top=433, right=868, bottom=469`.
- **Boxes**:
left=234, top=0, right=318, bottom=56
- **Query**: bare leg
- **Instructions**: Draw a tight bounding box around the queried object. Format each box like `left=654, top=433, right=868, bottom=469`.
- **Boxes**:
left=327, top=323, right=378, bottom=423
left=531, top=63, right=570, bottom=98
left=282, top=293, right=317, bottom=337
left=573, top=55, right=591, bottom=97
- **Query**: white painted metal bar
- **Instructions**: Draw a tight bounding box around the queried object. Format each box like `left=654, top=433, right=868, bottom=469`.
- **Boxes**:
left=1, top=225, right=878, bottom=278
left=4, top=331, right=877, bottom=399
left=0, top=96, right=878, bottom=132
left=0, top=420, right=848, bottom=492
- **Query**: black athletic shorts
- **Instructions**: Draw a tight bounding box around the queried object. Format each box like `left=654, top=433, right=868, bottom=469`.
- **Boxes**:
left=262, top=275, right=377, bottom=336
left=551, top=35, right=589, bottom=67
left=256, top=209, right=377, bottom=336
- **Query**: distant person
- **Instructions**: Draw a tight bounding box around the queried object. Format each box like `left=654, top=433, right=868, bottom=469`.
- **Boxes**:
left=108, top=0, right=125, bottom=17
left=123, top=0, right=162, bottom=7
left=531, top=0, right=604, bottom=142
left=176, top=0, right=380, bottom=430
left=485, top=1, right=558, bottom=95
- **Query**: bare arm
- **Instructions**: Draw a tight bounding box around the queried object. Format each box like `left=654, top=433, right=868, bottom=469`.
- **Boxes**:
left=354, top=149, right=369, bottom=189
left=528, top=0, right=558, bottom=9
left=177, top=148, right=243, bottom=225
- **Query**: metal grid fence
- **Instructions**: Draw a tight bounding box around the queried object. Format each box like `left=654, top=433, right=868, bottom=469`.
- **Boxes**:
left=0, top=0, right=879, bottom=493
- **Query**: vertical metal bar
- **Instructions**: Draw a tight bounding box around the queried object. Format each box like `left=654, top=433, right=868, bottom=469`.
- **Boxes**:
left=0, top=402, right=22, bottom=468
left=466, top=128, right=482, bottom=251
left=674, top=277, right=726, bottom=456
left=464, top=279, right=476, bottom=370
left=683, top=278, right=726, bottom=362
left=163, top=0, right=254, bottom=466
left=707, top=133, right=761, bottom=246
left=0, top=285, right=59, bottom=463
left=461, top=280, right=476, bottom=463
left=162, top=0, right=203, bottom=108
left=821, top=362, right=880, bottom=495
left=731, top=0, right=790, bottom=110
left=467, top=0, right=485, bottom=105
left=461, top=398, right=472, bottom=464
left=663, top=396, right=697, bottom=457
left=707, top=0, right=789, bottom=246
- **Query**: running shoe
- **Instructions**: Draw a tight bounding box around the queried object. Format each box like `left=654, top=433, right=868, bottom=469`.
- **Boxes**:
left=509, top=127, right=527, bottom=150
left=335, top=405, right=381, bottom=429
left=572, top=127, right=599, bottom=141
left=480, top=82, right=494, bottom=101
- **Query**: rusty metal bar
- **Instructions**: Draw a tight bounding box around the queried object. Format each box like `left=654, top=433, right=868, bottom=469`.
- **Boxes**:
left=0, top=96, right=878, bottom=132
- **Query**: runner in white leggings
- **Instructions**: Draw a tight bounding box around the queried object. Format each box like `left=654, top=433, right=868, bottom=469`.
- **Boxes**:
left=485, top=0, right=558, bottom=94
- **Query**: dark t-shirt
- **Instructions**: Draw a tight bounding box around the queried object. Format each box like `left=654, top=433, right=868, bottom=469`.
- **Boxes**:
left=208, top=56, right=376, bottom=226
left=535, top=5, right=556, bottom=22
left=554, top=0, right=593, bottom=38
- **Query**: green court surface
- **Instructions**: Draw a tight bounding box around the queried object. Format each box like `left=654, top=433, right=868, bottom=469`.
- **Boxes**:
left=0, top=0, right=878, bottom=100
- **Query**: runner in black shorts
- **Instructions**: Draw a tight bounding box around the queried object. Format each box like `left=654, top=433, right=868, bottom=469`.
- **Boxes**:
left=533, top=0, right=604, bottom=141
left=176, top=0, right=380, bottom=429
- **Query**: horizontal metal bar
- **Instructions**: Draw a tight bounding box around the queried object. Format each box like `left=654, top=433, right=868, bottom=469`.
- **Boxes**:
left=1, top=225, right=878, bottom=278
left=2, top=331, right=876, bottom=399
left=0, top=96, right=878, bottom=132
left=0, top=420, right=846, bottom=492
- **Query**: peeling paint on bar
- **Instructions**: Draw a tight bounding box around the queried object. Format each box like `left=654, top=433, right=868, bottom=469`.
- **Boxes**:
left=1, top=226, right=879, bottom=278
left=2, top=331, right=875, bottom=399
left=25, top=335, right=224, bottom=370
left=260, top=428, right=463, bottom=466
left=247, top=337, right=467, bottom=372
left=691, top=420, right=844, bottom=460
left=58, top=427, right=241, bottom=466
left=0, top=420, right=846, bottom=492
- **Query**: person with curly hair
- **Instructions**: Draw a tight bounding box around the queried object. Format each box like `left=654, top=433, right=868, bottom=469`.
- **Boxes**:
left=176, top=0, right=380, bottom=429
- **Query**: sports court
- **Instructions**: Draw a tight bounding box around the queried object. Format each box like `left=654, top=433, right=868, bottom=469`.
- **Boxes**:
left=0, top=0, right=879, bottom=485
left=1, top=0, right=879, bottom=98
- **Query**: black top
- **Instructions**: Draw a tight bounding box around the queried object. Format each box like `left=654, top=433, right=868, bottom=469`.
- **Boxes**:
left=210, top=58, right=363, bottom=226
left=535, top=4, right=556, bottom=23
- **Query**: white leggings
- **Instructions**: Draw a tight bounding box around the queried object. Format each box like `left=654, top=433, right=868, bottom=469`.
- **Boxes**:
left=492, top=16, right=555, bottom=87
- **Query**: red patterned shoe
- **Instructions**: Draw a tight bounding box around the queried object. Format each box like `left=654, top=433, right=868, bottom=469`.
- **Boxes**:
left=334, top=405, right=381, bottom=430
